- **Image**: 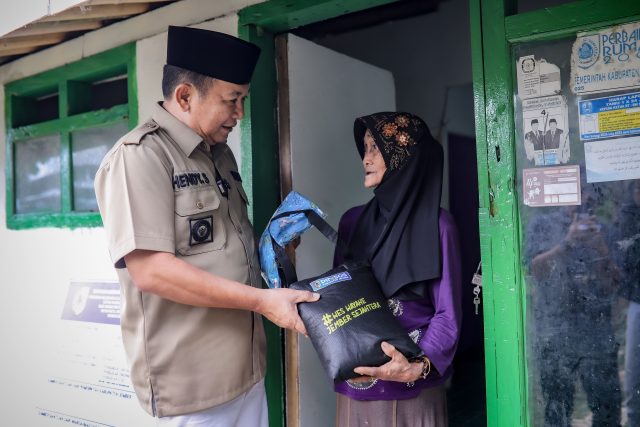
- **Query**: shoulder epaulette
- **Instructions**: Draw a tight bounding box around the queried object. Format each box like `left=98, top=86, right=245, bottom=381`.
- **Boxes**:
left=123, top=120, right=159, bottom=145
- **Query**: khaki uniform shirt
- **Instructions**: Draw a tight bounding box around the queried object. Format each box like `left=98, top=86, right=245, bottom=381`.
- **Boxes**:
left=94, top=103, right=266, bottom=417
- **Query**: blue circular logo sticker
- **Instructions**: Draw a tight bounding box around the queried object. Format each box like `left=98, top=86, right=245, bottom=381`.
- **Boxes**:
left=576, top=36, right=599, bottom=69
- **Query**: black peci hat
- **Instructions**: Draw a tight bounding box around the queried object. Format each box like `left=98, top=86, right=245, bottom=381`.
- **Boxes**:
left=167, top=26, right=261, bottom=85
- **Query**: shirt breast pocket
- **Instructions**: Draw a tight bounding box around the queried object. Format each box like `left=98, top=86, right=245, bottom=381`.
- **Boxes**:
left=175, top=188, right=226, bottom=255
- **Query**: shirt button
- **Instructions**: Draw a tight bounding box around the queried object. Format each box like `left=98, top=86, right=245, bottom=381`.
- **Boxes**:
left=236, top=225, right=243, bottom=234
left=196, top=201, right=204, bottom=209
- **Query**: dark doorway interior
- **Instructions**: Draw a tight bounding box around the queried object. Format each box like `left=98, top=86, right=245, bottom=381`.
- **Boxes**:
left=448, top=132, right=486, bottom=427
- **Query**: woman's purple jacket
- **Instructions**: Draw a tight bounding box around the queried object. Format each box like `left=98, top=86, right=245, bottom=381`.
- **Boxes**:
left=333, top=205, right=463, bottom=401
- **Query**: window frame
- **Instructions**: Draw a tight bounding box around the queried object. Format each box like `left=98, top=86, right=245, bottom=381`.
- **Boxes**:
left=4, top=43, right=137, bottom=230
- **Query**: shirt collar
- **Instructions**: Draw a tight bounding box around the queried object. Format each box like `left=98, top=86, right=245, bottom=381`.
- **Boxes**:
left=151, top=102, right=203, bottom=156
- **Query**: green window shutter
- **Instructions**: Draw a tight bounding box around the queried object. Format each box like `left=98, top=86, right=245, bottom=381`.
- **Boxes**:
left=5, top=43, right=136, bottom=230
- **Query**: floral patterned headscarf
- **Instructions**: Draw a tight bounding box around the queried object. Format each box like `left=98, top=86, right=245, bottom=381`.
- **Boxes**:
left=348, top=112, right=443, bottom=298
left=353, top=112, right=426, bottom=172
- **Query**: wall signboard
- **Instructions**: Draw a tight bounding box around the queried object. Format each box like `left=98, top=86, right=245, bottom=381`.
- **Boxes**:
left=35, top=281, right=153, bottom=427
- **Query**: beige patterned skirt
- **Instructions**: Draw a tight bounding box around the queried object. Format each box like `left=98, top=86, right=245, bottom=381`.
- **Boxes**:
left=335, top=385, right=448, bottom=427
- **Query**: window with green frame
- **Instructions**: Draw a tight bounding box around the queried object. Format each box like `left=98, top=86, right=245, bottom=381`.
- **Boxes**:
left=4, top=43, right=137, bottom=229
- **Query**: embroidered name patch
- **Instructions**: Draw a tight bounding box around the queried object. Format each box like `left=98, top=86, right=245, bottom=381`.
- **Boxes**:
left=189, top=216, right=213, bottom=246
left=173, top=172, right=210, bottom=190
left=309, top=272, right=352, bottom=291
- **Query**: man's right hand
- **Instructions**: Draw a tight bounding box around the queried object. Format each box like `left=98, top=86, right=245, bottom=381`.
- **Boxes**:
left=257, top=288, right=320, bottom=336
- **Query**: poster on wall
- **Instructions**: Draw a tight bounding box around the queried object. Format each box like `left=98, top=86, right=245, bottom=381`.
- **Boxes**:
left=584, top=135, right=640, bottom=183
left=35, top=281, right=153, bottom=427
left=571, top=20, right=640, bottom=95
left=517, top=55, right=562, bottom=99
left=523, top=165, right=581, bottom=207
left=579, top=91, right=640, bottom=140
left=522, top=95, right=571, bottom=166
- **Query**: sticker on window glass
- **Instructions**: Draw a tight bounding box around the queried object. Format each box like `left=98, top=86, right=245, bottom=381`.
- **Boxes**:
left=571, top=21, right=640, bottom=95
left=579, top=91, right=640, bottom=140
left=517, top=55, right=561, bottom=100
left=584, top=136, right=640, bottom=183
left=523, top=165, right=581, bottom=207
left=522, top=95, right=570, bottom=166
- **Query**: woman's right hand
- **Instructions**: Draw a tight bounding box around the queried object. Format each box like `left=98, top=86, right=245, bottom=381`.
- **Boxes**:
left=352, top=342, right=425, bottom=383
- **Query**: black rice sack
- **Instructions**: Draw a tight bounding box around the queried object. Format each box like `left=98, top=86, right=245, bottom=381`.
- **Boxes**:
left=290, top=261, right=423, bottom=382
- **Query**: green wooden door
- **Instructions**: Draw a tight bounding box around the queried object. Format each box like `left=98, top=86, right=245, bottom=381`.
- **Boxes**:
left=237, top=3, right=401, bottom=426
left=472, top=1, right=640, bottom=426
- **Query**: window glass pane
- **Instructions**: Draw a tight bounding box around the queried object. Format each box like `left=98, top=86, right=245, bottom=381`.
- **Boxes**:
left=72, top=121, right=128, bottom=212
left=513, top=26, right=640, bottom=426
left=14, top=135, right=61, bottom=214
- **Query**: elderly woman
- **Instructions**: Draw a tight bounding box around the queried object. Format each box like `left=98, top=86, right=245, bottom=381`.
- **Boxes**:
left=333, top=112, right=462, bottom=427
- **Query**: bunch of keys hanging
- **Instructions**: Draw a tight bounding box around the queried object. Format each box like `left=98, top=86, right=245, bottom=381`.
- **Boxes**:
left=472, top=261, right=482, bottom=315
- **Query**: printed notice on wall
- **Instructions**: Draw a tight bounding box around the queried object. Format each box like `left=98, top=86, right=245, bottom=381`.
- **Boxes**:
left=517, top=55, right=562, bottom=99
left=35, top=282, right=153, bottom=426
left=522, top=95, right=570, bottom=166
left=523, top=165, right=581, bottom=207
left=584, top=136, right=640, bottom=183
left=579, top=91, right=640, bottom=140
left=571, top=21, right=640, bottom=95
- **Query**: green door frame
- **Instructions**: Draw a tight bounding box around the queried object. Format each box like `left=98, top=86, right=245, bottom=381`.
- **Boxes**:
left=237, top=2, right=400, bottom=426
left=238, top=0, right=640, bottom=426
left=472, top=0, right=640, bottom=426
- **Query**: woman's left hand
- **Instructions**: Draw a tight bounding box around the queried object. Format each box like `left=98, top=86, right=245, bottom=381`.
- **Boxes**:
left=353, top=342, right=423, bottom=383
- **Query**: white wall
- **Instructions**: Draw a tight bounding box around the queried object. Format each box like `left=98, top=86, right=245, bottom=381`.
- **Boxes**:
left=0, top=1, right=262, bottom=424
left=311, top=0, right=474, bottom=208
left=287, top=34, right=396, bottom=427
left=314, top=0, right=472, bottom=136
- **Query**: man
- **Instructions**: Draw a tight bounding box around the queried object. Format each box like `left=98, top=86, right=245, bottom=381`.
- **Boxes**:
left=544, top=118, right=563, bottom=149
left=525, top=118, right=543, bottom=151
left=94, top=26, right=318, bottom=425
